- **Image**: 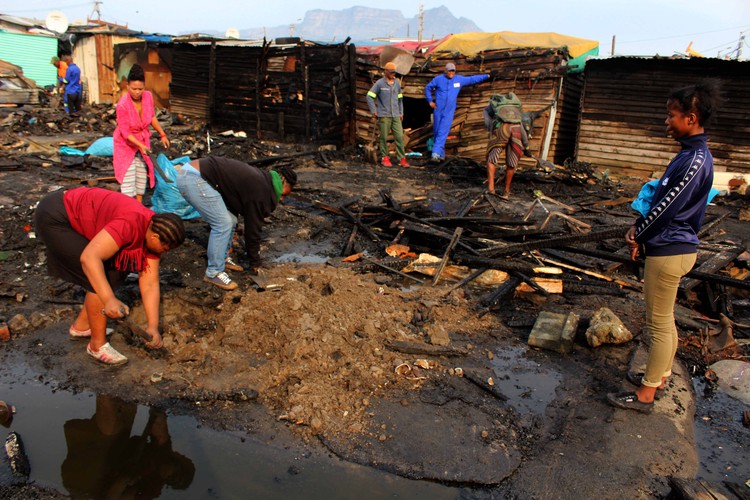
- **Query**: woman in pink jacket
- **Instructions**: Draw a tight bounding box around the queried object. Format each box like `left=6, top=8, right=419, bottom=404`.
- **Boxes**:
left=114, top=64, right=169, bottom=203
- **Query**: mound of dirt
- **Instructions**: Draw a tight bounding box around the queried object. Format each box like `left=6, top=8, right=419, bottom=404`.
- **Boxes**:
left=146, top=263, right=502, bottom=440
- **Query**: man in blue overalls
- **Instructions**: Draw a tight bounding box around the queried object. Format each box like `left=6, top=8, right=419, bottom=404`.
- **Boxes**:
left=425, top=62, right=489, bottom=161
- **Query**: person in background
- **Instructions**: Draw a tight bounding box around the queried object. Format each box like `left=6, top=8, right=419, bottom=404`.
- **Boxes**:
left=176, top=157, right=297, bottom=291
left=366, top=62, right=409, bottom=168
left=35, top=187, right=185, bottom=365
left=50, top=56, right=68, bottom=110
left=607, top=80, right=722, bottom=414
left=483, top=97, right=531, bottom=197
left=114, top=64, right=170, bottom=203
left=425, top=62, right=489, bottom=161
left=62, top=54, right=82, bottom=115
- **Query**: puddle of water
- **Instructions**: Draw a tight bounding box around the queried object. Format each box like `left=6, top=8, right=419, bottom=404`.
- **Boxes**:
left=489, top=346, right=561, bottom=416
left=274, top=252, right=328, bottom=264
left=692, top=378, right=750, bottom=486
left=0, top=361, right=457, bottom=498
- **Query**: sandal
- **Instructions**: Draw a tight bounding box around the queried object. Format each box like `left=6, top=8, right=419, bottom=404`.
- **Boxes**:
left=626, top=371, right=666, bottom=400
left=69, top=325, right=91, bottom=339
left=606, top=391, right=654, bottom=414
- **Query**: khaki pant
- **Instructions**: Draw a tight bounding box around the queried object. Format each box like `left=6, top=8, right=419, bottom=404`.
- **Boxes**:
left=642, top=253, right=697, bottom=387
left=378, top=117, right=405, bottom=160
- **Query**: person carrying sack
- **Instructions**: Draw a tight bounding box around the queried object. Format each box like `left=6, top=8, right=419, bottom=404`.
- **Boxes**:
left=483, top=92, right=531, bottom=197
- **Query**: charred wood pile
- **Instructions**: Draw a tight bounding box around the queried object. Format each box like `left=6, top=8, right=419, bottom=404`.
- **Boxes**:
left=171, top=40, right=357, bottom=146
left=355, top=47, right=583, bottom=165
left=318, top=185, right=750, bottom=324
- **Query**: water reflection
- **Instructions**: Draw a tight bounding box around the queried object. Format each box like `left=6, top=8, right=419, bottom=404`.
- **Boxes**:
left=61, top=395, right=194, bottom=498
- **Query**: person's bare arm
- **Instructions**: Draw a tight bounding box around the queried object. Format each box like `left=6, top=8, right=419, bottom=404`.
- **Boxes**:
left=80, top=230, right=128, bottom=317
left=138, top=258, right=163, bottom=349
left=151, top=116, right=170, bottom=149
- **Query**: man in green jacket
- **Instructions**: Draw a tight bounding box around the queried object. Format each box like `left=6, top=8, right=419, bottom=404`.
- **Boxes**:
left=366, top=62, right=409, bottom=168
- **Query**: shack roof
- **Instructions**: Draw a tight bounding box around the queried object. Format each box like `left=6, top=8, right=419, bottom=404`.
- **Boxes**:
left=434, top=31, right=599, bottom=58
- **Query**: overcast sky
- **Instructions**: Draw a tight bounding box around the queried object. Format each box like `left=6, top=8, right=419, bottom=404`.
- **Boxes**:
left=4, top=0, right=749, bottom=58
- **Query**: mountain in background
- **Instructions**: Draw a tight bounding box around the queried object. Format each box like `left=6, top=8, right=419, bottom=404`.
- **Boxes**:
left=189, top=5, right=481, bottom=43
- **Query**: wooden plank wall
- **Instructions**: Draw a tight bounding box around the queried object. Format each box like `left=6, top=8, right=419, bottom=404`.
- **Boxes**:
left=210, top=43, right=353, bottom=144
left=550, top=73, right=584, bottom=165
left=355, top=48, right=578, bottom=164
left=170, top=42, right=355, bottom=146
left=577, top=57, right=750, bottom=177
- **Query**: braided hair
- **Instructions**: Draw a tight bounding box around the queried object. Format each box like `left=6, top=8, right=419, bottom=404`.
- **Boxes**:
left=150, top=213, right=185, bottom=250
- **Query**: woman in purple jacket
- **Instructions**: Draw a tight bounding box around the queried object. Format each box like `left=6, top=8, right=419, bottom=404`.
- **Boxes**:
left=608, top=80, right=722, bottom=414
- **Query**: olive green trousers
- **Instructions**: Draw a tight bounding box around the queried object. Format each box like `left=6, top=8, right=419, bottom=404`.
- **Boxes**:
left=642, top=253, right=697, bottom=387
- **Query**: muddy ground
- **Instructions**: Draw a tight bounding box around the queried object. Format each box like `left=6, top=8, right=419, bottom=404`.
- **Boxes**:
left=1, top=100, right=749, bottom=498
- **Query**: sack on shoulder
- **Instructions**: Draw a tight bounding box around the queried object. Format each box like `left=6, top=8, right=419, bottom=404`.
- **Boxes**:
left=489, top=92, right=523, bottom=125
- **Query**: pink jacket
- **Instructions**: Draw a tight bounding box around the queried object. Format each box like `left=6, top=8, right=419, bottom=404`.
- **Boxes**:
left=113, top=90, right=156, bottom=187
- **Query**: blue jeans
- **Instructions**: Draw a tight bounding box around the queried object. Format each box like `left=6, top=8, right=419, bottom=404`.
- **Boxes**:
left=176, top=164, right=236, bottom=278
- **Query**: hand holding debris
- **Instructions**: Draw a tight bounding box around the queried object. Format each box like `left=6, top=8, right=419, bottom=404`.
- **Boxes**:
left=625, top=225, right=639, bottom=260
left=143, top=326, right=163, bottom=349
left=159, top=135, right=170, bottom=149
left=102, top=301, right=129, bottom=319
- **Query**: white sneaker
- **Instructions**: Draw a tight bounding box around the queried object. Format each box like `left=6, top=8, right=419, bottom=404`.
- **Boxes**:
left=87, top=342, right=128, bottom=365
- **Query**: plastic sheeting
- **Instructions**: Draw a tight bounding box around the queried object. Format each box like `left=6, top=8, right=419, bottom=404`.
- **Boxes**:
left=151, top=154, right=201, bottom=220
left=433, top=31, right=599, bottom=59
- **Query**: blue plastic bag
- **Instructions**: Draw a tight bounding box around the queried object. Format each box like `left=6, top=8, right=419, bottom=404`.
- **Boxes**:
left=631, top=179, right=720, bottom=217
left=84, top=137, right=114, bottom=157
left=150, top=154, right=201, bottom=220
left=59, top=146, right=86, bottom=156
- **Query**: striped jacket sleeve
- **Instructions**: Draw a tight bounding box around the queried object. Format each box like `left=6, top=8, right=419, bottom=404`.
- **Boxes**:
left=633, top=149, right=706, bottom=243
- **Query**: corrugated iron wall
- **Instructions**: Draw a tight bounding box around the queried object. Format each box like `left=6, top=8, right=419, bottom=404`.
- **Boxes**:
left=171, top=44, right=211, bottom=119
left=0, top=31, right=57, bottom=87
left=355, top=48, right=576, bottom=165
left=577, top=57, right=750, bottom=176
left=170, top=41, right=355, bottom=145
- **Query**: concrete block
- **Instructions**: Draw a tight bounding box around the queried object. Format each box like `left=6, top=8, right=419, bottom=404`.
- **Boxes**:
left=528, top=311, right=580, bottom=354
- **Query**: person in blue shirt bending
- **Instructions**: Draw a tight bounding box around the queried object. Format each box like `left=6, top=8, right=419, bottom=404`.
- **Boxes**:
left=63, top=54, right=83, bottom=115
left=425, top=62, right=489, bottom=161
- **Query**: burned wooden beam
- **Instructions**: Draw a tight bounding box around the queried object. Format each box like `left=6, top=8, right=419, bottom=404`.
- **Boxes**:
left=462, top=367, right=508, bottom=401
left=422, top=216, right=534, bottom=226
left=245, top=150, right=318, bottom=166
left=433, top=227, right=463, bottom=285
left=340, top=206, right=383, bottom=243
left=478, top=276, right=521, bottom=317
left=342, top=205, right=362, bottom=256
left=453, top=254, right=539, bottom=275
left=680, top=247, right=744, bottom=292
left=399, top=220, right=481, bottom=255
left=560, top=245, right=750, bottom=292
left=480, top=225, right=630, bottom=258
left=384, top=339, right=468, bottom=356
left=446, top=267, right=488, bottom=294
left=360, top=256, right=424, bottom=284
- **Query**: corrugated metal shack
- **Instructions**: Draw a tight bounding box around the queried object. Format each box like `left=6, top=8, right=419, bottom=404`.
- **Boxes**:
left=0, top=15, right=58, bottom=87
left=0, top=59, right=40, bottom=104
left=68, top=24, right=173, bottom=108
left=355, top=32, right=598, bottom=165
left=170, top=38, right=357, bottom=146
left=577, top=57, right=750, bottom=176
